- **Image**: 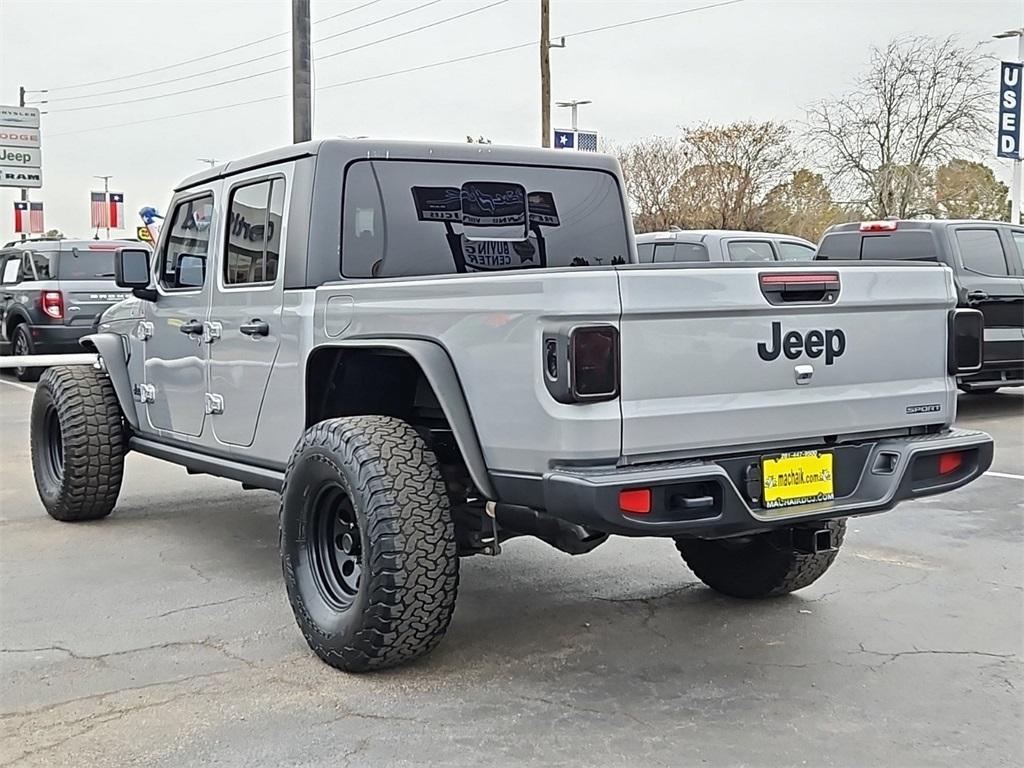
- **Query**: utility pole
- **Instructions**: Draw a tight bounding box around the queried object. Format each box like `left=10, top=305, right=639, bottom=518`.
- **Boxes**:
left=540, top=0, right=551, bottom=147
left=94, top=175, right=112, bottom=239
left=292, top=0, right=312, bottom=143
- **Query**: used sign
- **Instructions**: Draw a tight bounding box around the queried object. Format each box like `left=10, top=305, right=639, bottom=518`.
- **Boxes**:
left=998, top=61, right=1023, bottom=159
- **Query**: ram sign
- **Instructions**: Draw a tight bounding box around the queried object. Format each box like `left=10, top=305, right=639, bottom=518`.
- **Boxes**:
left=998, top=61, right=1023, bottom=159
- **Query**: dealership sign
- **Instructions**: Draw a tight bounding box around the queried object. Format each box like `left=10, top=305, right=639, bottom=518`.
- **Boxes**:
left=0, top=105, right=41, bottom=188
left=998, top=61, right=1022, bottom=159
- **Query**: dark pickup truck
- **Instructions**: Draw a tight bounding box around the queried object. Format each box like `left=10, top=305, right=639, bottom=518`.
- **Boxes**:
left=817, top=220, right=1024, bottom=392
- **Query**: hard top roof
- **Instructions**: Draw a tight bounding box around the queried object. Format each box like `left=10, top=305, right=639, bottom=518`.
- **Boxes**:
left=175, top=137, right=622, bottom=191
left=825, top=219, right=1010, bottom=234
left=635, top=229, right=815, bottom=245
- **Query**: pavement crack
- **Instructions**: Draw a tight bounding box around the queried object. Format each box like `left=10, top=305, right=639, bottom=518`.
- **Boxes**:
left=854, top=642, right=1018, bottom=667
left=148, top=595, right=251, bottom=619
left=188, top=562, right=212, bottom=584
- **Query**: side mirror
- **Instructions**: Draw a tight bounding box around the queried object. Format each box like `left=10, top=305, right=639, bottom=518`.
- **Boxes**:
left=115, top=247, right=157, bottom=301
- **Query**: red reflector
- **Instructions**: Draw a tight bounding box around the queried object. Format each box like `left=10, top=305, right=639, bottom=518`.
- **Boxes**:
left=760, top=273, right=839, bottom=284
left=938, top=452, right=964, bottom=476
left=859, top=220, right=898, bottom=232
left=41, top=291, right=64, bottom=320
left=619, top=488, right=652, bottom=515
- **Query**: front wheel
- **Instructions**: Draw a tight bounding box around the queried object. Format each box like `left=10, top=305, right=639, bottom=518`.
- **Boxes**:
left=280, top=415, right=459, bottom=672
left=675, top=520, right=846, bottom=599
left=30, top=365, right=125, bottom=521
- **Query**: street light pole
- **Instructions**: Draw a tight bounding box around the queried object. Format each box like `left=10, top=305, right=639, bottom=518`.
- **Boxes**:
left=995, top=27, right=1024, bottom=224
left=555, top=99, right=592, bottom=131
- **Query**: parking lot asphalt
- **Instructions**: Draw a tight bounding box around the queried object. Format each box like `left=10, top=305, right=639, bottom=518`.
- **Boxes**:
left=0, top=376, right=1021, bottom=768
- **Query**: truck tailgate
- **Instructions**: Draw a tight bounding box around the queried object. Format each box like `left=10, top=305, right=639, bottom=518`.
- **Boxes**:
left=617, top=263, right=956, bottom=461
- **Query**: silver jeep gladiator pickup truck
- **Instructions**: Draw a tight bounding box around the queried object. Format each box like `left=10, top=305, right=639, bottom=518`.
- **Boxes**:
left=28, top=139, right=993, bottom=672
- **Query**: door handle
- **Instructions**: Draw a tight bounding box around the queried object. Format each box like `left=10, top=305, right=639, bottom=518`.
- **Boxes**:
left=967, top=290, right=989, bottom=301
left=179, top=319, right=204, bottom=335
left=239, top=319, right=269, bottom=337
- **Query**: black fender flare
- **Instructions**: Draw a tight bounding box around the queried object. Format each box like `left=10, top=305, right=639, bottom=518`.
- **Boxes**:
left=80, top=332, right=139, bottom=430
left=3, top=306, right=32, bottom=337
left=312, top=338, right=496, bottom=500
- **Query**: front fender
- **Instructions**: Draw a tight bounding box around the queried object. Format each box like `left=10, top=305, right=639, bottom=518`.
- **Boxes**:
left=80, top=332, right=138, bottom=430
left=314, top=338, right=496, bottom=500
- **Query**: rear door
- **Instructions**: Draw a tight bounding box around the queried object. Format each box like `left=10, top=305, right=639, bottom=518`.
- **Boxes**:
left=724, top=239, right=776, bottom=262
left=616, top=263, right=955, bottom=461
left=776, top=240, right=816, bottom=261
left=948, top=225, right=1024, bottom=371
left=207, top=170, right=288, bottom=448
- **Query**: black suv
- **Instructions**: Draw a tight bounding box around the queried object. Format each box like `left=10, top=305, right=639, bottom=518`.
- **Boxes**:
left=817, top=220, right=1024, bottom=392
left=0, top=239, right=139, bottom=381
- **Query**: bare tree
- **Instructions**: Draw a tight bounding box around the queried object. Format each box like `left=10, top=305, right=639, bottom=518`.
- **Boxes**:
left=806, top=36, right=993, bottom=218
left=614, top=136, right=688, bottom=233
left=676, top=121, right=792, bottom=230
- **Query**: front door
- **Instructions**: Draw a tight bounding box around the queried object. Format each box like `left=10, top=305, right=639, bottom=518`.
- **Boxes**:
left=207, top=172, right=287, bottom=447
left=142, top=191, right=218, bottom=437
left=949, top=225, right=1024, bottom=373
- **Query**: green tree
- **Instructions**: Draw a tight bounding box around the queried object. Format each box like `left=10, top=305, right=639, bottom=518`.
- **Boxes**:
left=760, top=169, right=847, bottom=241
left=933, top=159, right=1009, bottom=220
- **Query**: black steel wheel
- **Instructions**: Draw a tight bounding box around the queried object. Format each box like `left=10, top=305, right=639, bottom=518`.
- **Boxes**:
left=280, top=415, right=458, bottom=672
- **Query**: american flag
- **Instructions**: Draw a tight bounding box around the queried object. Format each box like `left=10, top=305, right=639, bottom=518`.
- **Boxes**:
left=577, top=131, right=599, bottom=152
left=29, top=201, right=44, bottom=233
left=90, top=191, right=108, bottom=228
left=109, top=192, right=125, bottom=229
left=13, top=201, right=29, bottom=233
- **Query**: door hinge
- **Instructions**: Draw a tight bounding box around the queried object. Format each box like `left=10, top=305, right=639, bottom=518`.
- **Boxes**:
left=204, top=392, right=224, bottom=415
left=134, top=321, right=154, bottom=341
left=202, top=321, right=222, bottom=344
left=133, top=383, right=156, bottom=404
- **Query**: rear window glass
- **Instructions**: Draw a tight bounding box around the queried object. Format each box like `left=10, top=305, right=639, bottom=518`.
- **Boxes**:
left=955, top=229, right=1008, bottom=276
left=341, top=160, right=630, bottom=278
left=817, top=231, right=937, bottom=261
left=54, top=247, right=116, bottom=279
left=636, top=242, right=654, bottom=263
left=727, top=241, right=775, bottom=262
left=777, top=242, right=816, bottom=261
left=652, top=242, right=708, bottom=263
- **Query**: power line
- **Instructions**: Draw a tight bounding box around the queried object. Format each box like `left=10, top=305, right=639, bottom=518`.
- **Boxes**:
left=47, top=0, right=511, bottom=114
left=45, top=0, right=444, bottom=104
left=42, top=0, right=386, bottom=94
left=47, top=0, right=748, bottom=137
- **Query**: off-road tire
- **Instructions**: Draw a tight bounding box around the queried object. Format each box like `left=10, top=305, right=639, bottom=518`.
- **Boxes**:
left=12, top=324, right=42, bottom=382
left=675, top=520, right=846, bottom=599
left=31, top=366, right=125, bottom=521
left=280, top=415, right=459, bottom=672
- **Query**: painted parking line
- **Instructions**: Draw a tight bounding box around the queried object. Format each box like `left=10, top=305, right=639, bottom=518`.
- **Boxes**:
left=985, top=470, right=1024, bottom=481
left=0, top=378, right=36, bottom=394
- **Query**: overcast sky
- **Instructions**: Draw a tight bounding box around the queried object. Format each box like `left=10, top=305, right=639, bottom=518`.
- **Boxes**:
left=0, top=0, right=1019, bottom=239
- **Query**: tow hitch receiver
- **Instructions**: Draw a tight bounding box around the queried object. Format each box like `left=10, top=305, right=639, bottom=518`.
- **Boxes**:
left=792, top=526, right=836, bottom=555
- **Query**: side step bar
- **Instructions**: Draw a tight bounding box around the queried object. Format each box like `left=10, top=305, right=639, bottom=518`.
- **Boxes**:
left=129, top=437, right=285, bottom=492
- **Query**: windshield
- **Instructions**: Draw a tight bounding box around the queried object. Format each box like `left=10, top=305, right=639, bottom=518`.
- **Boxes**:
left=56, top=247, right=117, bottom=279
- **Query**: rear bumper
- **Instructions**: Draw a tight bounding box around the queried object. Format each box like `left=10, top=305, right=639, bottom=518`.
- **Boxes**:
left=539, top=428, right=993, bottom=538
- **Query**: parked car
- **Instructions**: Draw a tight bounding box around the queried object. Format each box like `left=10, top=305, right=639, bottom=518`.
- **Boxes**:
left=29, top=139, right=990, bottom=673
left=635, top=229, right=817, bottom=264
left=817, top=220, right=1024, bottom=392
left=0, top=239, right=140, bottom=381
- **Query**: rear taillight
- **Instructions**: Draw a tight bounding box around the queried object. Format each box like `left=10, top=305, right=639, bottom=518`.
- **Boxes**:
left=41, top=291, right=64, bottom=320
left=569, top=325, right=619, bottom=401
left=859, top=220, right=898, bottom=232
left=948, top=309, right=983, bottom=375
left=938, top=452, right=964, bottom=476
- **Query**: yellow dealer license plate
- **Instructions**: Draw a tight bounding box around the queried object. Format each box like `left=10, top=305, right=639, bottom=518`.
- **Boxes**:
left=762, top=451, right=834, bottom=510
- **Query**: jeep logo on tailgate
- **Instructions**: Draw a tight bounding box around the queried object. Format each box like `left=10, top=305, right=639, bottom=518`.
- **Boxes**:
left=758, top=321, right=846, bottom=365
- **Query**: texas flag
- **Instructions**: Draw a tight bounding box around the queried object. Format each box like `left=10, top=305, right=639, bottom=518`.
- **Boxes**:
left=109, top=192, right=125, bottom=229
left=13, top=201, right=29, bottom=233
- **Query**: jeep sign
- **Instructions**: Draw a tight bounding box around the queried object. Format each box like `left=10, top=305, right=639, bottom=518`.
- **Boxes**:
left=0, top=104, right=42, bottom=189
